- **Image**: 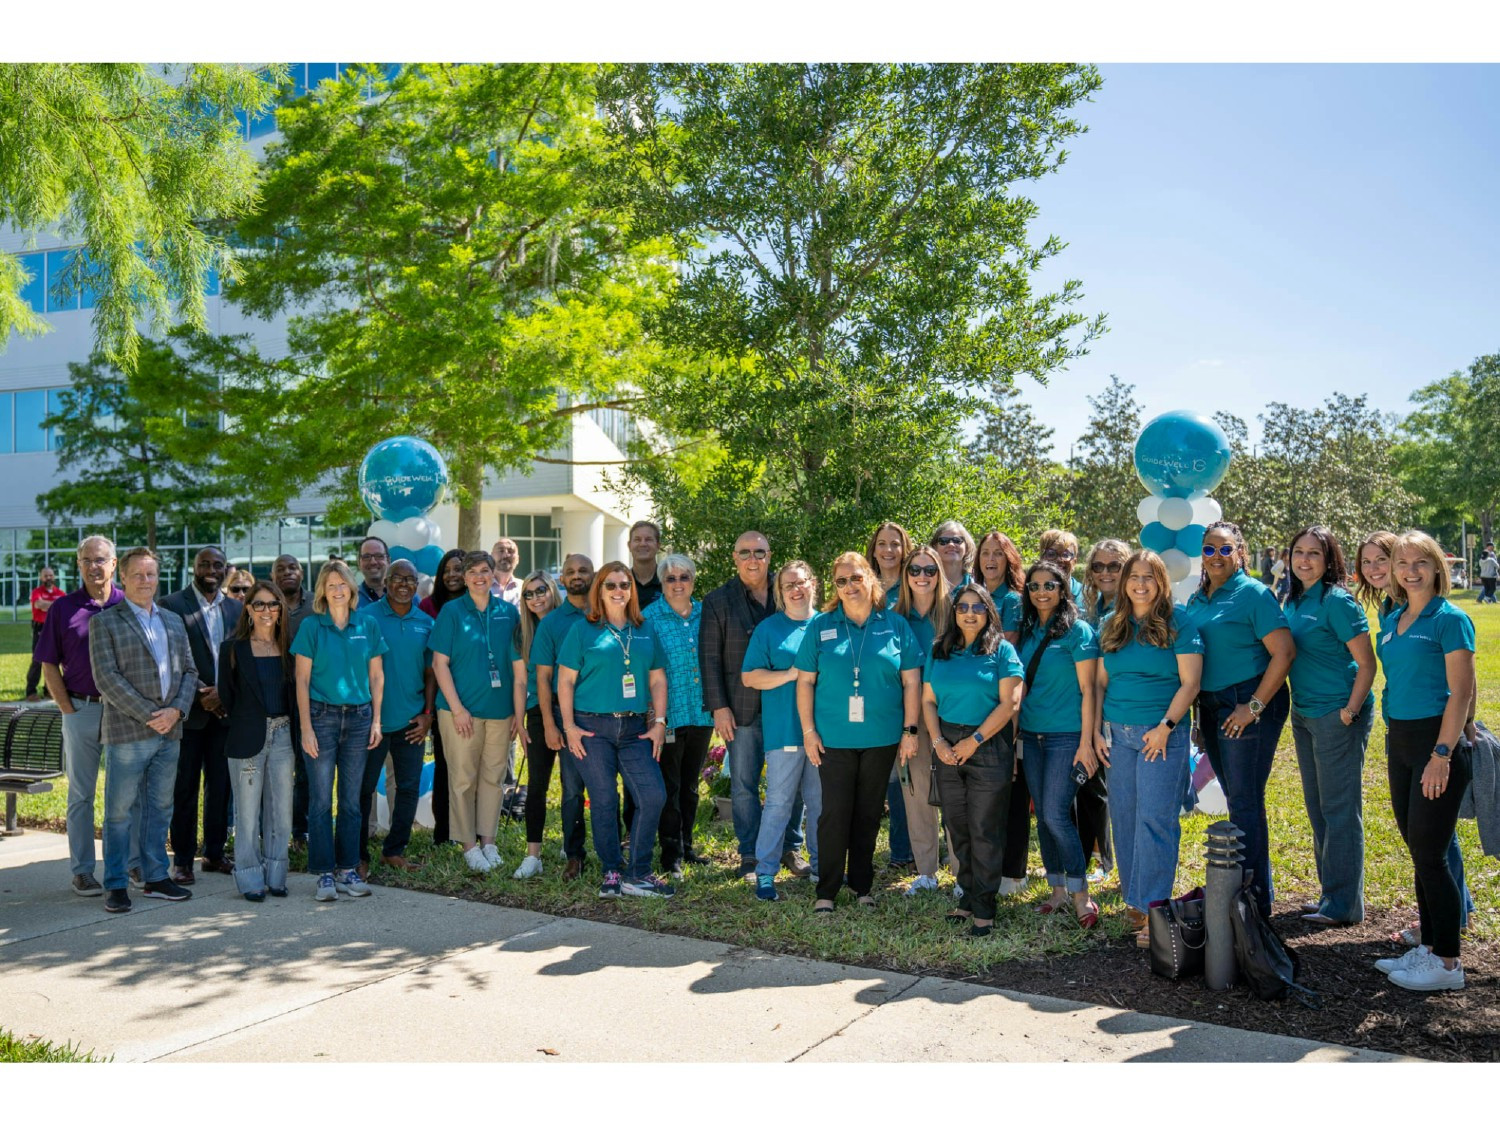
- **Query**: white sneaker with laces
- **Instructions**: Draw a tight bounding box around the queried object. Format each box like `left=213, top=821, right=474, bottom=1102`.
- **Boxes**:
left=464, top=846, right=493, bottom=873
left=513, top=854, right=544, bottom=880
left=481, top=843, right=502, bottom=867
left=1390, top=952, right=1465, bottom=992
left=904, top=874, right=939, bottom=896
left=1375, top=945, right=1428, bottom=976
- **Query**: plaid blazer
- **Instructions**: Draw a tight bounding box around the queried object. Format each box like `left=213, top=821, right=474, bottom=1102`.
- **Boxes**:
left=699, top=577, right=774, bottom=726
left=87, top=600, right=201, bottom=747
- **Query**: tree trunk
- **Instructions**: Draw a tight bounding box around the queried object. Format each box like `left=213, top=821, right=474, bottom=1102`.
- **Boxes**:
left=455, top=457, right=486, bottom=551
left=1482, top=507, right=1494, bottom=551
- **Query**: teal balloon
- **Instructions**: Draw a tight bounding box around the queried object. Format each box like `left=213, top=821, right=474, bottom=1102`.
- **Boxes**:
left=1134, top=410, right=1232, bottom=499
left=1175, top=523, right=1206, bottom=557
left=359, top=437, right=449, bottom=521
left=414, top=544, right=445, bottom=574
left=389, top=545, right=417, bottom=565
left=1140, top=521, right=1175, bottom=553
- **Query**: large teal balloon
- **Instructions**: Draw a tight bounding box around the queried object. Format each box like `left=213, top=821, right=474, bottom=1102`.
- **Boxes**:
left=1140, top=521, right=1176, bottom=553
left=359, top=437, right=449, bottom=521
left=1134, top=410, right=1232, bottom=499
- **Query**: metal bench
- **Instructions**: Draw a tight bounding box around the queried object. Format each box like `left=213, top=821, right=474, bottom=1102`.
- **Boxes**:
left=0, top=703, right=65, bottom=836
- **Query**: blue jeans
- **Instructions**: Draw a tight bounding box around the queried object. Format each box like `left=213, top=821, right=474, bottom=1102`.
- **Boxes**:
left=573, top=713, right=665, bottom=879
left=102, top=735, right=179, bottom=891
left=886, top=771, right=913, bottom=864
left=755, top=745, right=821, bottom=877
left=1197, top=680, right=1291, bottom=915
left=231, top=722, right=294, bottom=894
left=1290, top=702, right=1372, bottom=922
left=304, top=701, right=372, bottom=875
left=549, top=703, right=590, bottom=860
left=1021, top=730, right=1088, bottom=893
left=728, top=717, right=803, bottom=859
left=1106, top=722, right=1191, bottom=913
left=63, top=699, right=138, bottom=877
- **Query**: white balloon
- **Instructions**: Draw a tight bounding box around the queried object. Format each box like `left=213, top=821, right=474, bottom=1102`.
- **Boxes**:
left=368, top=519, right=401, bottom=546
left=1136, top=495, right=1162, bottom=527
left=1190, top=495, right=1223, bottom=526
left=1172, top=575, right=1200, bottom=604
left=1158, top=497, right=1194, bottom=531
left=393, top=516, right=433, bottom=551
left=1161, top=548, right=1191, bottom=583
left=420, top=516, right=444, bottom=546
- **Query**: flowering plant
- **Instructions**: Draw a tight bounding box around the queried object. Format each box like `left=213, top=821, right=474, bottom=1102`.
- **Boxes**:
left=701, top=743, right=730, bottom=797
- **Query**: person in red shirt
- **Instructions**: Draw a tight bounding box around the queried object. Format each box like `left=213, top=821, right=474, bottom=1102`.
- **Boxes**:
left=25, top=565, right=65, bottom=701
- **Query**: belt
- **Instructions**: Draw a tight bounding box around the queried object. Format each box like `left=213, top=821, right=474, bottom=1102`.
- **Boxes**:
left=312, top=701, right=369, bottom=711
left=576, top=709, right=647, bottom=719
left=69, top=693, right=103, bottom=704
left=266, top=715, right=291, bottom=732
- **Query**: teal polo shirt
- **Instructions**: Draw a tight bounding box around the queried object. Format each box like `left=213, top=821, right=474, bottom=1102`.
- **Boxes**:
left=884, top=583, right=901, bottom=609
left=976, top=584, right=1023, bottom=634
left=530, top=599, right=586, bottom=695
left=1100, top=609, right=1203, bottom=725
left=428, top=595, right=522, bottom=720
left=794, top=605, right=922, bottom=748
left=1070, top=576, right=1084, bottom=601
left=742, top=611, right=813, bottom=751
left=558, top=618, right=666, bottom=715
left=1183, top=570, right=1288, bottom=692
left=925, top=640, right=1025, bottom=727
left=905, top=609, right=939, bottom=673
left=1375, top=597, right=1475, bottom=721
left=359, top=598, right=434, bottom=730
left=289, top=611, right=390, bottom=706
left=1017, top=618, right=1099, bottom=733
left=1284, top=583, right=1368, bottom=719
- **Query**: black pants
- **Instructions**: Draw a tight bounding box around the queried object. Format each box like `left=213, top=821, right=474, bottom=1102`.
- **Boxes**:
left=171, top=722, right=231, bottom=867
left=1483, top=577, right=1497, bottom=602
left=292, top=727, right=309, bottom=839
left=658, top=725, right=712, bottom=865
left=815, top=743, right=899, bottom=901
left=1388, top=716, right=1472, bottom=959
left=431, top=720, right=451, bottom=844
left=522, top=705, right=587, bottom=855
left=1073, top=767, right=1112, bottom=868
left=1000, top=757, right=1032, bottom=880
left=25, top=620, right=45, bottom=697
left=359, top=727, right=426, bottom=861
left=936, top=720, right=1014, bottom=921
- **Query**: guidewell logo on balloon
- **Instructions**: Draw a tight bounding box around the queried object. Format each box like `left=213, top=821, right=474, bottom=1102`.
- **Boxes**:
left=1131, top=411, right=1231, bottom=604
left=360, top=437, right=449, bottom=577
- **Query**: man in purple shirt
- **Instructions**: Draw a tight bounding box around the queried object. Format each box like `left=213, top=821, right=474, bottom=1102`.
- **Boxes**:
left=37, top=535, right=138, bottom=897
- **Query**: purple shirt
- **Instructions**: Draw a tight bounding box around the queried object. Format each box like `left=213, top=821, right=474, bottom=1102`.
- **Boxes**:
left=34, top=584, right=125, bottom=697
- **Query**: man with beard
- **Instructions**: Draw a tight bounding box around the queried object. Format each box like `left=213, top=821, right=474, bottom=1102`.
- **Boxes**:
left=531, top=553, right=594, bottom=880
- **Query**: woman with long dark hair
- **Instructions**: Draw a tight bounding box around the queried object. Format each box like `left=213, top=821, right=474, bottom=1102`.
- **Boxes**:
left=512, top=569, right=562, bottom=879
left=419, top=547, right=467, bottom=846
left=971, top=530, right=1023, bottom=642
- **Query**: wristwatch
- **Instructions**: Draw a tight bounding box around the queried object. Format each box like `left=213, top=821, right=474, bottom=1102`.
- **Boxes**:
left=1247, top=696, right=1265, bottom=716
left=653, top=716, right=667, bottom=727
left=1162, top=716, right=1177, bottom=730
left=902, top=724, right=919, bottom=736
left=1433, top=742, right=1451, bottom=760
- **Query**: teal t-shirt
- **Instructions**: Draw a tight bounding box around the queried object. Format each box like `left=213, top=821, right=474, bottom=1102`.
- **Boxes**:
left=905, top=609, right=939, bottom=672
left=558, top=618, right=666, bottom=715
left=1284, top=583, right=1368, bottom=718
left=1017, top=618, right=1099, bottom=733
left=794, top=606, right=921, bottom=748
left=1375, top=597, right=1475, bottom=721
left=359, top=599, right=433, bottom=730
left=290, top=611, right=390, bottom=707
left=742, top=612, right=813, bottom=751
left=925, top=640, right=1025, bottom=727
left=529, top=599, right=586, bottom=694
left=428, top=595, right=522, bottom=721
left=884, top=583, right=901, bottom=610
left=1183, top=570, right=1288, bottom=692
left=976, top=585, right=1023, bottom=635
left=1100, top=609, right=1203, bottom=725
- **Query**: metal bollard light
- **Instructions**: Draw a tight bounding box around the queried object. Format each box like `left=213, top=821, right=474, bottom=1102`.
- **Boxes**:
left=1204, top=820, right=1245, bottom=992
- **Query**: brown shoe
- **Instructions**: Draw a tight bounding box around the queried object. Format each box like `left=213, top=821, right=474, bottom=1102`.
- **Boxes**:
left=201, top=857, right=234, bottom=875
left=781, top=850, right=812, bottom=878
left=170, top=865, right=196, bottom=885
left=1126, top=906, right=1148, bottom=931
left=383, top=854, right=422, bottom=872
left=356, top=862, right=369, bottom=881
left=563, top=857, right=583, bottom=882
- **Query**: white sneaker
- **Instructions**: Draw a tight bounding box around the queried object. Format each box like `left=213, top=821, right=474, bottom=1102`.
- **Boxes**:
left=1390, top=953, right=1465, bottom=992
left=998, top=876, right=1026, bottom=896
left=1375, top=945, right=1428, bottom=975
left=512, top=854, right=544, bottom=880
left=953, top=884, right=965, bottom=900
left=481, top=843, right=502, bottom=867
left=904, top=874, right=940, bottom=896
left=463, top=846, right=492, bottom=873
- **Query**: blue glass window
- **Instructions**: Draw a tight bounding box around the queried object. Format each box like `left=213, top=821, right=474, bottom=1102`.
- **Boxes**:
left=289, top=63, right=308, bottom=99
left=307, top=63, right=337, bottom=88
left=17, top=252, right=45, bottom=312
left=0, top=396, right=12, bottom=454
left=247, top=107, right=278, bottom=139
left=45, top=250, right=78, bottom=312
left=204, top=266, right=220, bottom=297
left=78, top=249, right=103, bottom=310
left=15, top=391, right=48, bottom=453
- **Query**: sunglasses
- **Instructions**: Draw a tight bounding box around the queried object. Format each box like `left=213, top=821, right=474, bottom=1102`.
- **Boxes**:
left=735, top=548, right=769, bottom=560
left=1090, top=561, right=1122, bottom=574
left=524, top=587, right=550, bottom=599
left=663, top=573, right=693, bottom=584
left=249, top=600, right=281, bottom=611
left=1027, top=580, right=1061, bottom=593
left=1042, top=549, right=1076, bottom=561
left=954, top=602, right=987, bottom=615
left=906, top=563, right=939, bottom=578
left=601, top=580, right=632, bottom=592
left=934, top=536, right=965, bottom=547
left=834, top=575, right=866, bottom=588
left=1202, top=544, right=1237, bottom=558
left=230, top=586, right=253, bottom=595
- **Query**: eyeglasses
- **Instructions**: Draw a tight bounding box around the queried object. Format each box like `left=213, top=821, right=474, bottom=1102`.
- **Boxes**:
left=735, top=548, right=769, bottom=560
left=906, top=563, right=939, bottom=578
left=524, top=587, right=550, bottom=600
left=388, top=574, right=418, bottom=585
left=230, top=586, right=253, bottom=595
left=1026, top=580, right=1061, bottom=593
left=780, top=577, right=812, bottom=592
left=1090, top=561, right=1122, bottom=574
left=249, top=600, right=281, bottom=611
left=601, top=580, right=632, bottom=592
left=1202, top=544, right=1237, bottom=558
left=954, top=602, right=987, bottom=615
left=834, top=575, right=866, bottom=588
left=80, top=557, right=113, bottom=568
left=663, top=573, right=693, bottom=584
left=1042, top=549, right=1076, bottom=562
left=934, top=536, right=965, bottom=547
left=359, top=552, right=388, bottom=563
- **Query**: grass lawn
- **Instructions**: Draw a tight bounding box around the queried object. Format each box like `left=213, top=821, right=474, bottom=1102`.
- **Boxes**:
left=0, top=1026, right=110, bottom=1063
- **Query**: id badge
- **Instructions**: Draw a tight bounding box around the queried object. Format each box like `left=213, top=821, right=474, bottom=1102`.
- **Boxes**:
left=848, top=694, right=865, bottom=723
left=622, top=672, right=637, bottom=700
left=489, top=666, right=504, bottom=689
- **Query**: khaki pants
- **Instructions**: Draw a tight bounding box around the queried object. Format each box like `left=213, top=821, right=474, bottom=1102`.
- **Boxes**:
left=902, top=726, right=943, bottom=877
left=439, top=711, right=510, bottom=847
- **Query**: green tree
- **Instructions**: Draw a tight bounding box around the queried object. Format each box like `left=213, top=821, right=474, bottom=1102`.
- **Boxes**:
left=217, top=63, right=676, bottom=546
left=1068, top=375, right=1143, bottom=548
left=37, top=335, right=255, bottom=550
left=0, top=63, right=275, bottom=369
left=1397, top=351, right=1500, bottom=547
left=602, top=63, right=1104, bottom=579
left=967, top=380, right=1071, bottom=515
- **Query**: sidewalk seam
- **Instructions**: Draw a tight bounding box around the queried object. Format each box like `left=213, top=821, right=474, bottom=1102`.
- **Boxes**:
left=783, top=974, right=924, bottom=1063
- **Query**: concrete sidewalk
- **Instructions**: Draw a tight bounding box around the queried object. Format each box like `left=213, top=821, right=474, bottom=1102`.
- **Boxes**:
left=0, top=830, right=1403, bottom=1063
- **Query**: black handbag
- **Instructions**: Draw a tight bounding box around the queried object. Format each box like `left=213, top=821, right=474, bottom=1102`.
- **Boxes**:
left=1148, top=887, right=1206, bottom=980
left=1229, top=872, right=1321, bottom=1007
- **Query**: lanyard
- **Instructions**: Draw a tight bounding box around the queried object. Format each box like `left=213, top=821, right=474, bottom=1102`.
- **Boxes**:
left=605, top=622, right=635, bottom=671
left=843, top=615, right=873, bottom=695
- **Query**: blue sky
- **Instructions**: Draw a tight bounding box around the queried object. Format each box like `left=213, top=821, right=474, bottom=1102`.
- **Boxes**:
left=1016, top=63, right=1500, bottom=455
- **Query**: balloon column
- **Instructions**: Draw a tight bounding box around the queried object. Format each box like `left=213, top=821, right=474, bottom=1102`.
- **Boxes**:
left=1132, top=410, right=1232, bottom=604
left=359, top=437, right=449, bottom=577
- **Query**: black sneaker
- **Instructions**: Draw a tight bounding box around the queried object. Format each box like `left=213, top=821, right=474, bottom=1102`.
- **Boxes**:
left=104, top=889, right=132, bottom=914
left=737, top=856, right=757, bottom=878
left=682, top=850, right=709, bottom=866
left=267, top=886, right=288, bottom=898
left=71, top=873, right=104, bottom=897
left=143, top=879, right=192, bottom=902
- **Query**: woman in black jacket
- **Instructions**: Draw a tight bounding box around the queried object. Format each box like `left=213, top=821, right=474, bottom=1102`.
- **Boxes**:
left=218, top=580, right=297, bottom=903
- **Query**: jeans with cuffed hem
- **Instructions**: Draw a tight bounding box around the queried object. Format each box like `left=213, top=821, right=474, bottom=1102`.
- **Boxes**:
left=102, top=735, right=178, bottom=891
left=232, top=722, right=294, bottom=894
left=1106, top=722, right=1191, bottom=914
left=755, top=744, right=821, bottom=877
left=1021, top=730, right=1088, bottom=894
left=304, top=701, right=371, bottom=875
left=359, top=727, right=425, bottom=861
left=935, top=720, right=1012, bottom=921
left=1197, top=679, right=1290, bottom=916
left=728, top=718, right=803, bottom=860
left=815, top=744, right=898, bottom=902
left=572, top=712, right=665, bottom=880
left=63, top=699, right=138, bottom=877
left=1290, top=701, right=1372, bottom=922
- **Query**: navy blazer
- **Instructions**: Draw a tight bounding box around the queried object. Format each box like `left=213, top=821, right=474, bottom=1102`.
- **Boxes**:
left=216, top=637, right=297, bottom=759
left=158, top=585, right=243, bottom=730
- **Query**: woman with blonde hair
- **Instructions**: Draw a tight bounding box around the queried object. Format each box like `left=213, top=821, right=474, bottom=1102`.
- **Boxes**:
left=866, top=521, right=913, bottom=610
left=1081, top=539, right=1129, bottom=626
left=893, top=544, right=951, bottom=894
left=930, top=520, right=976, bottom=592
left=1077, top=537, right=1129, bottom=881
left=512, top=569, right=562, bottom=879
left=1039, top=529, right=1084, bottom=600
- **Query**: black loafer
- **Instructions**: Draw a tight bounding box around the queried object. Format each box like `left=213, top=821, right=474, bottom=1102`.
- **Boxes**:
left=105, top=889, right=132, bottom=914
left=244, top=891, right=266, bottom=903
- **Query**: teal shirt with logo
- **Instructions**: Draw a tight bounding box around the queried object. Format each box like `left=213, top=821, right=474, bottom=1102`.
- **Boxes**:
left=1017, top=618, right=1099, bottom=733
left=976, top=585, right=1023, bottom=635
left=905, top=609, right=939, bottom=672
left=529, top=599, right=586, bottom=695
left=1183, top=570, right=1288, bottom=692
left=428, top=595, right=522, bottom=721
left=359, top=598, right=434, bottom=730
left=742, top=612, right=813, bottom=751
left=558, top=618, right=666, bottom=715
left=1284, top=583, right=1368, bottom=718
left=925, top=640, right=1025, bottom=727
left=1375, top=597, right=1475, bottom=721
left=289, top=611, right=390, bottom=706
left=1100, top=609, right=1203, bottom=725
left=794, top=605, right=921, bottom=748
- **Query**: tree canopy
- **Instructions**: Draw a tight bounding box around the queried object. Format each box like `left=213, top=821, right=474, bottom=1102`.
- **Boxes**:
left=1397, top=350, right=1500, bottom=547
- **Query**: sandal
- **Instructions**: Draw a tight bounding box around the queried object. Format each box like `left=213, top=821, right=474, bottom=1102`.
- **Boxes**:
left=1035, top=899, right=1069, bottom=915
left=1391, top=924, right=1420, bottom=947
left=813, top=900, right=836, bottom=914
left=945, top=910, right=973, bottom=925
left=856, top=894, right=877, bottom=908
left=1077, top=901, right=1100, bottom=930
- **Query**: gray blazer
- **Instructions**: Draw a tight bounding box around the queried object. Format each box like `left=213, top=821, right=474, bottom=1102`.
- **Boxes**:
left=88, top=600, right=200, bottom=747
